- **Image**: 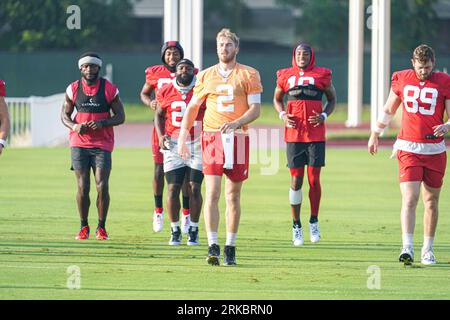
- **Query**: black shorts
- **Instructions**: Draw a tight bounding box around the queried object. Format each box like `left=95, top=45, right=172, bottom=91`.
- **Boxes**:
left=286, top=141, right=325, bottom=168
left=71, top=147, right=112, bottom=171
left=165, top=166, right=204, bottom=185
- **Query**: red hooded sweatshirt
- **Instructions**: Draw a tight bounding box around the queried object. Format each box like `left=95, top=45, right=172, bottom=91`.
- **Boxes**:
left=276, top=44, right=332, bottom=142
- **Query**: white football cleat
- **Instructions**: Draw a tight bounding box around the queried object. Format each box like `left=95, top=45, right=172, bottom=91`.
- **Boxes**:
left=398, top=246, right=414, bottom=264
left=292, top=226, right=304, bottom=246
left=153, top=210, right=164, bottom=233
left=181, top=214, right=190, bottom=234
left=309, top=222, right=320, bottom=243
left=421, top=249, right=436, bottom=265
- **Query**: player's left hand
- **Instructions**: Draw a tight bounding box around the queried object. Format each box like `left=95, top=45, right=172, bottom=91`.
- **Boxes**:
left=308, top=110, right=325, bottom=127
left=368, top=133, right=379, bottom=155
left=220, top=120, right=241, bottom=134
left=86, top=120, right=104, bottom=130
left=159, top=134, right=172, bottom=150
left=432, top=123, right=450, bottom=137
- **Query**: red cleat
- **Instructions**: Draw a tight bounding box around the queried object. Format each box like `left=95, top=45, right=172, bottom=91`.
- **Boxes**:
left=96, top=227, right=109, bottom=240
left=76, top=226, right=90, bottom=240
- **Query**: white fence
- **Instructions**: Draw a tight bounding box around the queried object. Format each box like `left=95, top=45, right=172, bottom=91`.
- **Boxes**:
left=5, top=93, right=68, bottom=147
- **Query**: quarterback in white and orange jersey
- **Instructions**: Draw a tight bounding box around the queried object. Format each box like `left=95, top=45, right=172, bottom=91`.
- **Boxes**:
left=369, top=44, right=450, bottom=266
left=178, top=28, right=263, bottom=266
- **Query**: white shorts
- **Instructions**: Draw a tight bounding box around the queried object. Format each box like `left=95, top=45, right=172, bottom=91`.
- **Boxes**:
left=163, top=136, right=203, bottom=173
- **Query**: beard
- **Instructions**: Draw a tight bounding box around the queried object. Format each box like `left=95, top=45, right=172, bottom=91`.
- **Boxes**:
left=82, top=70, right=100, bottom=85
left=176, top=73, right=194, bottom=86
left=218, top=51, right=236, bottom=64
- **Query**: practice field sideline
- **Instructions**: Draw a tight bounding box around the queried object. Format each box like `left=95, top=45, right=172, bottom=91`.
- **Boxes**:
left=0, top=148, right=449, bottom=299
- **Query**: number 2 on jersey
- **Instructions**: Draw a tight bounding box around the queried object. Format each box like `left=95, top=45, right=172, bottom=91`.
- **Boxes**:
left=171, top=101, right=186, bottom=127
left=403, top=85, right=438, bottom=115
left=216, top=84, right=234, bottom=112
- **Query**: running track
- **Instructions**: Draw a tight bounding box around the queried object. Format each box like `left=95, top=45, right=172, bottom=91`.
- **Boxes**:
left=114, top=123, right=396, bottom=149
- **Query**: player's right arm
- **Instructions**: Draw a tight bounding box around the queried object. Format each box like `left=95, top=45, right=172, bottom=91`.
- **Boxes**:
left=178, top=97, right=203, bottom=159
left=140, top=82, right=158, bottom=110
left=154, top=105, right=168, bottom=150
left=61, top=93, right=87, bottom=134
left=368, top=89, right=402, bottom=155
left=273, top=86, right=296, bottom=128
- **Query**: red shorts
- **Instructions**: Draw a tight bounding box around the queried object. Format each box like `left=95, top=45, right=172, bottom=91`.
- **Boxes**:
left=152, top=127, right=164, bottom=164
left=202, top=131, right=249, bottom=182
left=397, top=150, right=447, bottom=188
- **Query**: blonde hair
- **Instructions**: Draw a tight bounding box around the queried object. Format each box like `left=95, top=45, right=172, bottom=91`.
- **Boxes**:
left=216, top=28, right=239, bottom=48
left=413, top=44, right=435, bottom=63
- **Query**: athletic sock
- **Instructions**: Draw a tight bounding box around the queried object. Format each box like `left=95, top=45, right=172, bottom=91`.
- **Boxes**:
left=207, top=232, right=218, bottom=246
left=402, top=233, right=414, bottom=249
left=309, top=216, right=318, bottom=224
left=154, top=195, right=163, bottom=209
left=423, top=236, right=434, bottom=252
left=182, top=196, right=190, bottom=213
left=225, top=233, right=237, bottom=246
left=190, top=222, right=199, bottom=228
left=97, top=220, right=105, bottom=229
left=293, top=220, right=302, bottom=229
left=171, top=221, right=180, bottom=230
left=81, top=219, right=89, bottom=228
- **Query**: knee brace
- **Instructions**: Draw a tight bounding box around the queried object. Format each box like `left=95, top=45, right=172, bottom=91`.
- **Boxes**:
left=289, top=188, right=302, bottom=205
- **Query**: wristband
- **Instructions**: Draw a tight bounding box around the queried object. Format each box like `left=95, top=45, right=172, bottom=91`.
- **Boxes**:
left=72, top=124, right=77, bottom=131
left=321, top=112, right=328, bottom=120
left=0, top=138, right=6, bottom=148
left=372, top=126, right=384, bottom=134
left=377, top=110, right=393, bottom=125
left=279, top=111, right=286, bottom=120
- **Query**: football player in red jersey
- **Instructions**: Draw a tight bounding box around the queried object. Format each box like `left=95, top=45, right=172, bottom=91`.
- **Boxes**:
left=61, top=52, right=126, bottom=240
left=369, top=44, right=450, bottom=265
left=140, top=41, right=193, bottom=234
left=273, top=43, right=336, bottom=247
left=154, top=59, right=205, bottom=246
left=0, top=80, right=10, bottom=156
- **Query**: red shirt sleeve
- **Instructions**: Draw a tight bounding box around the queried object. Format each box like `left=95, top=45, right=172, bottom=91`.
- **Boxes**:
left=391, top=72, right=401, bottom=96
left=443, top=74, right=450, bottom=100
left=321, top=69, right=332, bottom=88
left=276, top=69, right=287, bottom=92
left=145, top=67, right=158, bottom=88
left=0, top=80, right=6, bottom=97
left=155, top=86, right=166, bottom=109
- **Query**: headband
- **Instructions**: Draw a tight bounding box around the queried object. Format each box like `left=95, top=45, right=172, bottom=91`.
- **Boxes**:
left=78, top=56, right=102, bottom=69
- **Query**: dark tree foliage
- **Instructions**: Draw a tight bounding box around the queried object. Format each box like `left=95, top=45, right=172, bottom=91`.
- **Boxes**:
left=276, top=0, right=438, bottom=52
left=0, top=0, right=133, bottom=51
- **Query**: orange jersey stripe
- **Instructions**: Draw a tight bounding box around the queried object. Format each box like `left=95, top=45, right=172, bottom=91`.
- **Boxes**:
left=193, top=63, right=263, bottom=132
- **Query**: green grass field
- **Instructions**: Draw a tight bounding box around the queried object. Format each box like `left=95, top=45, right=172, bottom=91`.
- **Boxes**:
left=1, top=147, right=450, bottom=300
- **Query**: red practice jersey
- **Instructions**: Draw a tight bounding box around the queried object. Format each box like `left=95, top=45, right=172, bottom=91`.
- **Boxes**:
left=66, top=78, right=119, bottom=152
left=0, top=80, right=5, bottom=97
left=156, top=81, right=205, bottom=139
left=276, top=46, right=331, bottom=142
left=392, top=69, right=450, bottom=143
